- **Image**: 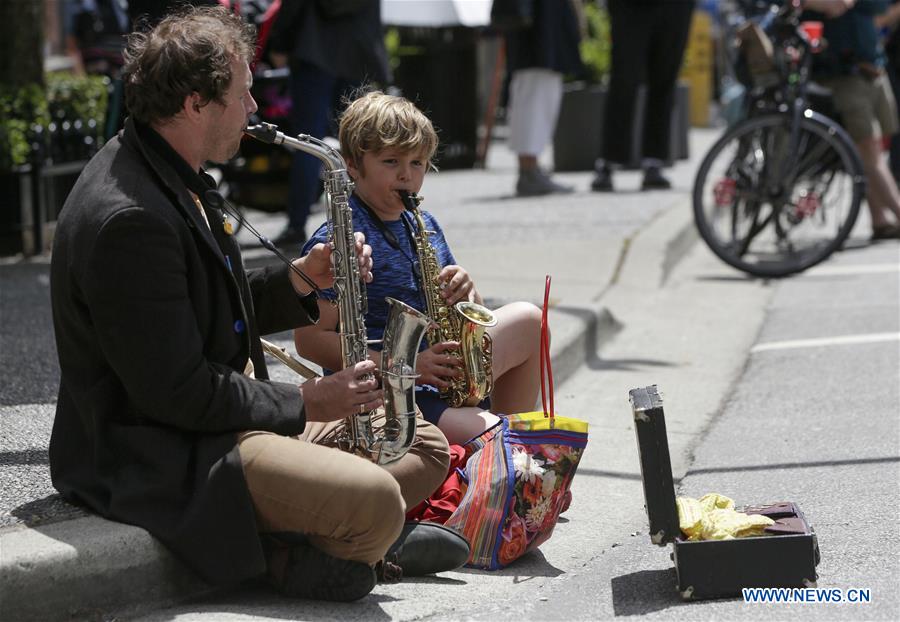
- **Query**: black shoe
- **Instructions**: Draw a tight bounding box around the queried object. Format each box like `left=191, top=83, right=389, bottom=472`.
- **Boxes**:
left=871, top=223, right=900, bottom=241
left=383, top=521, right=470, bottom=577
left=641, top=167, right=672, bottom=190
left=263, top=534, right=376, bottom=602
left=272, top=226, right=307, bottom=250
left=591, top=166, right=614, bottom=192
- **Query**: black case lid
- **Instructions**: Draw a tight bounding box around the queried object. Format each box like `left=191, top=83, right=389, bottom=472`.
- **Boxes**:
left=629, top=385, right=680, bottom=545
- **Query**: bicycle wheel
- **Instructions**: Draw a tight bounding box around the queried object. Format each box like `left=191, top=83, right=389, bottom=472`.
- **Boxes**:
left=693, top=112, right=864, bottom=277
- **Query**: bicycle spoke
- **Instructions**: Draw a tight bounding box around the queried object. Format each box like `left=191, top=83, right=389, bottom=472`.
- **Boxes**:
left=788, top=135, right=833, bottom=185
left=739, top=202, right=776, bottom=256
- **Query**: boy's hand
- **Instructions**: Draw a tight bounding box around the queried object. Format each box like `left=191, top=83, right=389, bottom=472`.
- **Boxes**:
left=290, top=232, right=373, bottom=294
left=300, top=360, right=383, bottom=421
left=416, top=342, right=463, bottom=388
left=437, top=265, right=477, bottom=305
left=353, top=232, right=374, bottom=283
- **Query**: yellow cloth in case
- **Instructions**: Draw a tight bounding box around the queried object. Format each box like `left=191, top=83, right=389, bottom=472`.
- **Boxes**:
left=676, top=494, right=774, bottom=540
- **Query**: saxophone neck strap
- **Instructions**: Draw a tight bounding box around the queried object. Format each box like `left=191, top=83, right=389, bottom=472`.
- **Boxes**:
left=354, top=194, right=417, bottom=253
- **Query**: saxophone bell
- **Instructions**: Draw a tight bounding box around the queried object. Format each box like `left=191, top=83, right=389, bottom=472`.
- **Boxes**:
left=377, top=297, right=430, bottom=462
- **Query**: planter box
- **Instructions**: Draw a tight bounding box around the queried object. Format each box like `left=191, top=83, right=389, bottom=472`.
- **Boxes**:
left=553, top=81, right=690, bottom=172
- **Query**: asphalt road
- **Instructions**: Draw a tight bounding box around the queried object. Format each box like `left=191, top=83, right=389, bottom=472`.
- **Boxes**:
left=478, top=235, right=900, bottom=621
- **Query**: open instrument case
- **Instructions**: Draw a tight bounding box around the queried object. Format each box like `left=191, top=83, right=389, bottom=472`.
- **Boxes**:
left=629, top=385, right=821, bottom=600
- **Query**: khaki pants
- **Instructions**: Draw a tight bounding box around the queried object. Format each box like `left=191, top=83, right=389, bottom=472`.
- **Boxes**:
left=820, top=73, right=899, bottom=142
left=238, top=415, right=449, bottom=565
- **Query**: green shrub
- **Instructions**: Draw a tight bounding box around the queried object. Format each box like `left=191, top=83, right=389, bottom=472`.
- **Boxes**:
left=46, top=72, right=109, bottom=130
left=580, top=1, right=611, bottom=85
left=0, top=83, right=49, bottom=171
left=384, top=27, right=427, bottom=74
left=0, top=73, right=108, bottom=171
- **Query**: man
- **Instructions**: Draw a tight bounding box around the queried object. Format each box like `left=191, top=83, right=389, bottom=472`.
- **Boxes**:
left=810, top=0, right=900, bottom=239
left=499, top=0, right=583, bottom=197
left=591, top=0, right=695, bottom=193
left=266, top=0, right=391, bottom=248
left=49, top=6, right=467, bottom=603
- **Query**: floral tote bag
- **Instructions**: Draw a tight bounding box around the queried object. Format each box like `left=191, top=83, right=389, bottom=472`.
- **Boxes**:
left=443, top=276, right=589, bottom=569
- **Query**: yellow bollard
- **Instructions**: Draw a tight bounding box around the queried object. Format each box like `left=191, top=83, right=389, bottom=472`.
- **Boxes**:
left=680, top=10, right=714, bottom=127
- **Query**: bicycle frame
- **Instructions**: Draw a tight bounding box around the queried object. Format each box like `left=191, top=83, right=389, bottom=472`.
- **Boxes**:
left=726, top=1, right=845, bottom=248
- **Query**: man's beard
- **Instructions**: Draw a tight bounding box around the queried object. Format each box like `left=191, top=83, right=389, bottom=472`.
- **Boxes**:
left=208, top=136, right=242, bottom=165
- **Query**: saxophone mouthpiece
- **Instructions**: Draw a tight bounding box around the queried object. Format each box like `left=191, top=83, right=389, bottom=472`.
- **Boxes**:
left=399, top=190, right=423, bottom=209
left=244, top=122, right=279, bottom=144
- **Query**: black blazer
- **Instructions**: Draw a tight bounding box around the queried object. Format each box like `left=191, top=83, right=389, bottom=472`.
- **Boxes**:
left=505, top=0, right=584, bottom=75
left=49, top=118, right=318, bottom=585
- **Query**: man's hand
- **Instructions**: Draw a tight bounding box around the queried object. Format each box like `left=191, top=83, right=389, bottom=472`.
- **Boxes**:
left=415, top=342, right=463, bottom=388
left=804, top=0, right=855, bottom=18
left=300, top=360, right=383, bottom=422
left=290, top=232, right=373, bottom=294
left=437, top=265, right=478, bottom=305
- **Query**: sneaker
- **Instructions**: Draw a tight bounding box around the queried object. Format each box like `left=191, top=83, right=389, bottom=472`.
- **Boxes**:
left=516, top=168, right=574, bottom=197
left=272, top=226, right=308, bottom=250
left=263, top=535, right=376, bottom=602
left=871, top=223, right=900, bottom=241
left=591, top=165, right=614, bottom=192
left=641, top=166, right=672, bottom=190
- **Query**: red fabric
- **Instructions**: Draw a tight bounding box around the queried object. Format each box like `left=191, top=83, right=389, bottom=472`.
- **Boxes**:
left=406, top=444, right=468, bottom=523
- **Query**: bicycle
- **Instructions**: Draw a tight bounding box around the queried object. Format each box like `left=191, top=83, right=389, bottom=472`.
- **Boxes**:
left=693, top=0, right=866, bottom=278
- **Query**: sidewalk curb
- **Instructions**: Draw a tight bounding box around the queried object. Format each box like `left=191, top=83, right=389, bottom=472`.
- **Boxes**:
left=0, top=200, right=698, bottom=622
left=549, top=199, right=697, bottom=391
left=0, top=516, right=211, bottom=621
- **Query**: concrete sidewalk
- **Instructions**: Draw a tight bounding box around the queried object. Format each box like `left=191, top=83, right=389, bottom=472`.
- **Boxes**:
left=0, top=130, right=718, bottom=621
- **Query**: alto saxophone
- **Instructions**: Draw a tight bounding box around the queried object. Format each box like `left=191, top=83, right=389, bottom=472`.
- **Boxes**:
left=400, top=191, right=497, bottom=408
left=246, top=123, right=430, bottom=465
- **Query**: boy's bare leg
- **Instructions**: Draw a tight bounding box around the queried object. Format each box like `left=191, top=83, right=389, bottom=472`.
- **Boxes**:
left=436, top=302, right=543, bottom=445
left=435, top=408, right=500, bottom=445
left=487, top=301, right=543, bottom=414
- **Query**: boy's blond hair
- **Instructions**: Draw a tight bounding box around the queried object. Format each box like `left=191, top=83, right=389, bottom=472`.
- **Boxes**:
left=339, top=90, right=438, bottom=168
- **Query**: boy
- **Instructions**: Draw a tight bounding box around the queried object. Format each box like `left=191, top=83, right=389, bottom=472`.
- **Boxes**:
left=296, top=91, right=544, bottom=445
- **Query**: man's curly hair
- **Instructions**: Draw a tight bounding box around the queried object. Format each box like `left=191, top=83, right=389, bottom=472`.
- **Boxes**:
left=122, top=5, right=256, bottom=124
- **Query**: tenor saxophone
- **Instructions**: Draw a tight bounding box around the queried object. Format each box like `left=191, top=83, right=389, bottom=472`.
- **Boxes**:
left=246, top=123, right=430, bottom=465
left=400, top=191, right=498, bottom=408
